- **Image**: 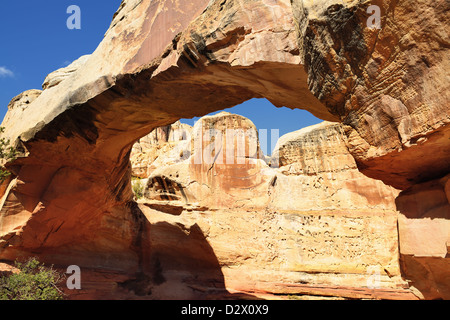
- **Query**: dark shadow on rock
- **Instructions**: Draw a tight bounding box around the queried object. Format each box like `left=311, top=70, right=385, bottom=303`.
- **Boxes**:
left=120, top=204, right=258, bottom=300
left=143, top=202, right=184, bottom=216
left=395, top=176, right=450, bottom=300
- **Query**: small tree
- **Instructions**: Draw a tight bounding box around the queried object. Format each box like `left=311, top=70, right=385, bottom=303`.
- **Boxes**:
left=132, top=177, right=145, bottom=200
left=0, top=257, right=65, bottom=300
left=0, top=127, right=17, bottom=182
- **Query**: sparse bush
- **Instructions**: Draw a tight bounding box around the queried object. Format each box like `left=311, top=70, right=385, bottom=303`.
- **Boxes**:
left=132, top=177, right=144, bottom=200
left=0, top=257, right=64, bottom=300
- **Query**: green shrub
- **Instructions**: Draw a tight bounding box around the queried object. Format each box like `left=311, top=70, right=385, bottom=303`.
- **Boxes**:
left=0, top=257, right=64, bottom=300
left=132, top=177, right=144, bottom=200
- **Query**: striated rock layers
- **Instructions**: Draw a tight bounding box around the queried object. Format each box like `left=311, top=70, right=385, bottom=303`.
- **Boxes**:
left=132, top=113, right=401, bottom=212
left=131, top=120, right=193, bottom=179
left=0, top=0, right=448, bottom=299
left=124, top=112, right=416, bottom=299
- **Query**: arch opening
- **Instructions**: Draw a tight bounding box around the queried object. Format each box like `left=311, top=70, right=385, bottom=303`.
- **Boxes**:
left=125, top=97, right=408, bottom=299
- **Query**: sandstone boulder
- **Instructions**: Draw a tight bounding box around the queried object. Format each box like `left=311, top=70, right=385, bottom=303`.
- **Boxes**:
left=134, top=114, right=400, bottom=213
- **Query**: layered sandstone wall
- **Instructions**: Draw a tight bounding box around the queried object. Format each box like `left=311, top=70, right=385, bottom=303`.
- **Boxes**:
left=126, top=113, right=413, bottom=299
left=131, top=115, right=400, bottom=212
left=0, top=0, right=448, bottom=299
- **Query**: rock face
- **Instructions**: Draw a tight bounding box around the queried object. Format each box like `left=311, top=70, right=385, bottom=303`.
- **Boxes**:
left=131, top=121, right=192, bottom=178
left=0, top=0, right=448, bottom=299
left=2, top=90, right=43, bottom=139
left=139, top=112, right=269, bottom=208
left=126, top=113, right=415, bottom=299
left=269, top=121, right=400, bottom=212
left=6, top=90, right=42, bottom=111
left=42, top=55, right=91, bottom=90
left=134, top=115, right=400, bottom=212
left=396, top=174, right=450, bottom=299
left=293, top=0, right=450, bottom=189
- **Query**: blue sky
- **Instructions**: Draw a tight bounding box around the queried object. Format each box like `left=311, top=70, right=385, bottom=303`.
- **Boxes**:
left=0, top=1, right=322, bottom=153
left=182, top=99, right=322, bottom=154
left=0, top=1, right=122, bottom=116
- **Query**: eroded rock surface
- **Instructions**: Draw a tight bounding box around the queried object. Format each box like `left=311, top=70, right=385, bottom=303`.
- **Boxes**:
left=125, top=113, right=414, bottom=299
left=293, top=0, right=450, bottom=189
left=132, top=114, right=401, bottom=212
left=42, top=55, right=91, bottom=90
left=396, top=174, right=450, bottom=299
left=0, top=0, right=448, bottom=299
left=131, top=121, right=192, bottom=178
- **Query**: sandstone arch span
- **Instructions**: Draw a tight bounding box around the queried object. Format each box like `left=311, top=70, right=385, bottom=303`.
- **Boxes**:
left=0, top=0, right=448, bottom=299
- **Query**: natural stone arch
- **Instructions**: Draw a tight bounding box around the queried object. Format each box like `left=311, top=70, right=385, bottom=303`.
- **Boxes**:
left=0, top=0, right=448, bottom=299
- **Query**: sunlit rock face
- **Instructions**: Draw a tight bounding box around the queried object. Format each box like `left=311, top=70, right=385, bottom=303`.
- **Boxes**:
left=292, top=0, right=450, bottom=190
left=127, top=113, right=411, bottom=299
left=396, top=174, right=450, bottom=300
left=132, top=115, right=400, bottom=212
left=0, top=0, right=448, bottom=299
